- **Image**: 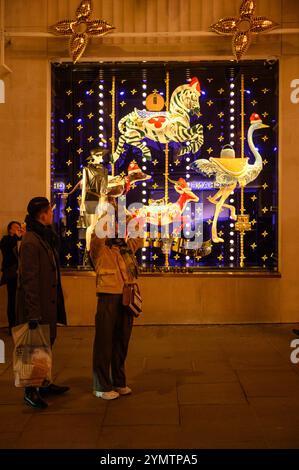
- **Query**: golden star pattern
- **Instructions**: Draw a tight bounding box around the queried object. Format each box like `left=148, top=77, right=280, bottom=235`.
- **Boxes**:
left=207, top=100, right=214, bottom=106
left=207, top=219, right=213, bottom=225
left=66, top=183, right=72, bottom=190
left=87, top=136, right=94, bottom=142
left=262, top=88, right=270, bottom=94
left=77, top=124, right=83, bottom=131
left=120, top=101, right=126, bottom=107
left=152, top=254, right=158, bottom=261
left=218, top=135, right=224, bottom=142
left=152, top=159, right=159, bottom=166
left=77, top=101, right=83, bottom=107
left=207, top=123, right=214, bottom=130
left=65, top=253, right=72, bottom=260
left=174, top=254, right=180, bottom=260
left=262, top=183, right=268, bottom=190
left=77, top=148, right=83, bottom=154
left=207, top=147, right=213, bottom=154
left=174, top=159, right=180, bottom=166
left=251, top=219, right=257, bottom=226
left=263, top=159, right=268, bottom=165
left=207, top=78, right=213, bottom=83
left=66, top=113, right=72, bottom=119
left=218, top=88, right=225, bottom=94
left=262, top=112, right=269, bottom=118
left=261, top=135, right=268, bottom=142
left=131, top=89, right=137, bottom=95
left=87, top=112, right=94, bottom=119
left=50, top=0, right=115, bottom=63
left=66, top=206, right=72, bottom=213
left=87, top=89, right=94, bottom=95
left=251, top=194, right=257, bottom=201
left=66, top=160, right=72, bottom=166
left=66, top=90, right=72, bottom=96
left=152, top=183, right=159, bottom=189
left=251, top=100, right=257, bottom=106
left=262, top=230, right=268, bottom=237
left=261, top=255, right=268, bottom=262
left=66, top=230, right=72, bottom=236
left=251, top=242, right=257, bottom=250
left=77, top=242, right=82, bottom=249
left=261, top=206, right=268, bottom=214
left=217, top=254, right=224, bottom=261
left=218, top=112, right=224, bottom=118
left=210, top=1, right=278, bottom=60
left=66, top=136, right=72, bottom=143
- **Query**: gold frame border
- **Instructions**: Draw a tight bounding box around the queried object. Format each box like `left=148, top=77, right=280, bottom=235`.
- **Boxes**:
left=61, top=269, right=281, bottom=278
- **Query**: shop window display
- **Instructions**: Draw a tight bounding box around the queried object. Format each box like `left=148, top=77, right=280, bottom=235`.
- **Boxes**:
left=51, top=60, right=278, bottom=273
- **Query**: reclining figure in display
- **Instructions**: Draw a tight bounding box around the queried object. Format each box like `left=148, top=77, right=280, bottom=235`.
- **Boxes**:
left=129, top=177, right=199, bottom=231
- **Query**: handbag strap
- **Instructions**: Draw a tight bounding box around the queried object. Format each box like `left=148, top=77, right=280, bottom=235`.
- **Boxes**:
left=125, top=282, right=140, bottom=294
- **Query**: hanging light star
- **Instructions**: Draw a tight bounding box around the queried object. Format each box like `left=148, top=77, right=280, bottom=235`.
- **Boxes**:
left=210, top=0, right=278, bottom=61
left=49, top=0, right=115, bottom=63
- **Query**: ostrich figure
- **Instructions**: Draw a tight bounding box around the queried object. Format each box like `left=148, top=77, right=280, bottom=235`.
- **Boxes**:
left=191, top=113, right=269, bottom=243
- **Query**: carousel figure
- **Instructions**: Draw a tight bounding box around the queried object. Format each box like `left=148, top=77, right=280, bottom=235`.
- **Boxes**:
left=113, top=77, right=204, bottom=162
left=191, top=113, right=269, bottom=242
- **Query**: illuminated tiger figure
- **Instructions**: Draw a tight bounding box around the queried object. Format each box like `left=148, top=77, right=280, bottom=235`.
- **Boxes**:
left=113, top=77, right=204, bottom=162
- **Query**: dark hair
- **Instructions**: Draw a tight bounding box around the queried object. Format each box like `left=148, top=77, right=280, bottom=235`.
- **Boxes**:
left=7, top=221, right=21, bottom=233
left=27, top=197, right=50, bottom=220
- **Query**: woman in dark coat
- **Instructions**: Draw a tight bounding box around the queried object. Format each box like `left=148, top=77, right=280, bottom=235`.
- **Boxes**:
left=0, top=221, right=23, bottom=334
left=16, top=197, right=69, bottom=409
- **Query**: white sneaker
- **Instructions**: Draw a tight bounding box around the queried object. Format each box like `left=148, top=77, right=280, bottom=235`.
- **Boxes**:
left=114, top=386, right=132, bottom=395
left=93, top=390, right=120, bottom=400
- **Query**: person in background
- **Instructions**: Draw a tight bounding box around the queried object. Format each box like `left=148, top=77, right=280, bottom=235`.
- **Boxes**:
left=16, top=197, right=69, bottom=409
left=90, top=201, right=143, bottom=400
left=0, top=221, right=23, bottom=335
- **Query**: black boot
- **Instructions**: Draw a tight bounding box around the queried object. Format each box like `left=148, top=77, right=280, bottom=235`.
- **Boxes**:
left=24, top=387, right=48, bottom=409
left=39, top=383, right=70, bottom=397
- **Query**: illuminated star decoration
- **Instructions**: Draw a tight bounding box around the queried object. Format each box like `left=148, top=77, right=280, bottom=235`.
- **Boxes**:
left=49, top=0, right=115, bottom=63
left=210, top=0, right=278, bottom=61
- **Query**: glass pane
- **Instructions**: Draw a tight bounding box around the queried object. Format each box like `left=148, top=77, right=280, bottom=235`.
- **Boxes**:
left=51, top=60, right=278, bottom=272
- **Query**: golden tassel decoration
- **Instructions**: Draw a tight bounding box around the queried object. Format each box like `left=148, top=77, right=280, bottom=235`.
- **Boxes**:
left=164, top=71, right=170, bottom=268
left=235, top=73, right=251, bottom=268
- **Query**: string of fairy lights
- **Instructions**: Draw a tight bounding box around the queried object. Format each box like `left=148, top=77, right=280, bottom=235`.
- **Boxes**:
left=229, top=76, right=236, bottom=267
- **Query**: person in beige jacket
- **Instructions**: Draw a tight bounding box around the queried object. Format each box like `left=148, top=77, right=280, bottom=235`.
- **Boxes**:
left=90, top=215, right=143, bottom=400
